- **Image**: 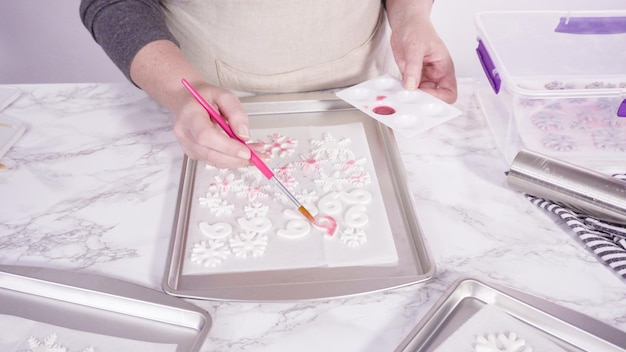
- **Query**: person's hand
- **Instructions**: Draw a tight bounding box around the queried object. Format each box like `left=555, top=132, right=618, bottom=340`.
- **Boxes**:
left=387, top=3, right=457, bottom=103
left=172, top=80, right=263, bottom=168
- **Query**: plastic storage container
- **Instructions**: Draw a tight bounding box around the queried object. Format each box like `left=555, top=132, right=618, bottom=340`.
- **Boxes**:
left=474, top=10, right=626, bottom=172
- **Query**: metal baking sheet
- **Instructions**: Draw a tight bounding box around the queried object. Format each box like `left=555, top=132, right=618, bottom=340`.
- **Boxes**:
left=163, top=93, right=435, bottom=301
left=395, top=277, right=626, bottom=351
left=0, top=265, right=210, bottom=352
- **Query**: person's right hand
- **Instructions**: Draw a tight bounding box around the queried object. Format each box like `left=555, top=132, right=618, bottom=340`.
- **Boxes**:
left=173, top=80, right=262, bottom=168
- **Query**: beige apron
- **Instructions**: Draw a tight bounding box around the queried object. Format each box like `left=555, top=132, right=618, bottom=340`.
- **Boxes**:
left=161, top=0, right=398, bottom=93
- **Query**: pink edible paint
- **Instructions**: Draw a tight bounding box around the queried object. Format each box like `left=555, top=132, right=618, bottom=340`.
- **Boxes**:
left=313, top=215, right=338, bottom=238
left=373, top=105, right=396, bottom=115
left=376, top=95, right=386, bottom=101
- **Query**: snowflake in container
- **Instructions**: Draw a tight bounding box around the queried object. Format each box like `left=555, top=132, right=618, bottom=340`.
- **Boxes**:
left=262, top=133, right=298, bottom=157
left=541, top=134, right=576, bottom=151
left=190, top=240, right=231, bottom=267
left=592, top=130, right=626, bottom=152
left=244, top=202, right=269, bottom=218
left=229, top=231, right=269, bottom=258
left=474, top=332, right=531, bottom=352
left=310, top=133, right=353, bottom=160
left=530, top=111, right=562, bottom=131
left=340, top=227, right=367, bottom=247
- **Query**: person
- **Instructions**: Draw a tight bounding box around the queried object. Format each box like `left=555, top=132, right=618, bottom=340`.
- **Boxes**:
left=80, top=0, right=457, bottom=168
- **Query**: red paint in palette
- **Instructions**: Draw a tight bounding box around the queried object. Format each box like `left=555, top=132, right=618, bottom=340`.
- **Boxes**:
left=373, top=105, right=396, bottom=115
left=376, top=95, right=386, bottom=101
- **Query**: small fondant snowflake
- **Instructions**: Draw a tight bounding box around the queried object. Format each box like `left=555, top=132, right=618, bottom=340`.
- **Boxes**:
left=310, top=133, right=353, bottom=160
left=262, top=133, right=298, bottom=157
left=530, top=111, right=562, bottom=131
left=190, top=240, right=231, bottom=267
left=592, top=130, right=626, bottom=152
left=236, top=182, right=270, bottom=202
left=346, top=171, right=371, bottom=187
left=334, top=155, right=366, bottom=173
left=198, top=192, right=222, bottom=208
left=340, top=228, right=367, bottom=247
left=274, top=163, right=294, bottom=178
left=277, top=173, right=299, bottom=189
left=314, top=171, right=348, bottom=191
left=27, top=334, right=66, bottom=352
left=244, top=202, right=270, bottom=218
left=296, top=189, right=319, bottom=204
left=295, top=153, right=325, bottom=172
left=208, top=173, right=244, bottom=195
left=474, top=332, right=532, bottom=352
left=208, top=199, right=235, bottom=216
left=229, top=231, right=269, bottom=258
left=541, top=134, right=576, bottom=151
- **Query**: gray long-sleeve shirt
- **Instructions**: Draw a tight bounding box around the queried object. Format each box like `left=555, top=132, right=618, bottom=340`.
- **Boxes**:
left=80, top=0, right=179, bottom=82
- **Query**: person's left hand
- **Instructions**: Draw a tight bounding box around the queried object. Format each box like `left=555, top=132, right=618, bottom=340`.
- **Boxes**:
left=387, top=4, right=457, bottom=104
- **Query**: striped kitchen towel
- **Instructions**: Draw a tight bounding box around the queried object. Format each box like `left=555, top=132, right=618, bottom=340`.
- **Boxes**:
left=525, top=174, right=626, bottom=279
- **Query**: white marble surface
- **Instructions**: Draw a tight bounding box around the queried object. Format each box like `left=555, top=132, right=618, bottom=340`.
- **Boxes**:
left=0, top=80, right=625, bottom=351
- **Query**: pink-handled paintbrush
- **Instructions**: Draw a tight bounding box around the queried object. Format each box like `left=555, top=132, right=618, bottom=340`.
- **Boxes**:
left=181, top=79, right=316, bottom=223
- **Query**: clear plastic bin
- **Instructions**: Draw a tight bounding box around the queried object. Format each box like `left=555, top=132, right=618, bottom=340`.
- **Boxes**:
left=474, top=10, right=626, bottom=172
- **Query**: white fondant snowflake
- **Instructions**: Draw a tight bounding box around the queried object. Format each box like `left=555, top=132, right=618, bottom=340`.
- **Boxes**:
left=277, top=173, right=298, bottom=189
left=236, top=182, right=270, bottom=202
left=592, top=130, right=626, bottom=152
left=198, top=192, right=222, bottom=208
left=262, top=133, right=298, bottom=157
left=190, top=240, right=231, bottom=267
left=229, top=231, right=269, bottom=258
left=314, top=171, right=348, bottom=191
left=310, top=133, right=353, bottom=160
left=237, top=165, right=263, bottom=181
left=530, top=111, right=562, bottom=131
left=26, top=334, right=95, bottom=352
left=208, top=199, right=235, bottom=216
left=474, top=332, right=532, bottom=352
left=27, top=334, right=66, bottom=352
left=340, top=228, right=367, bottom=247
left=244, top=202, right=270, bottom=218
left=296, top=189, right=319, bottom=204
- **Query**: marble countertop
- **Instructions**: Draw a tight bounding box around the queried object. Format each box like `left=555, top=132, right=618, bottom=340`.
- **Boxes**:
left=1, top=80, right=625, bottom=351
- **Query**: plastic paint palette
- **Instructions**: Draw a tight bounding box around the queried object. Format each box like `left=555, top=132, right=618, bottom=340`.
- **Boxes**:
left=336, top=74, right=462, bottom=137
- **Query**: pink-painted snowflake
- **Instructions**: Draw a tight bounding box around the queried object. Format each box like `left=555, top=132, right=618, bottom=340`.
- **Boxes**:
left=295, top=153, right=325, bottom=172
left=274, top=163, right=294, bottom=178
left=310, top=133, right=353, bottom=160
left=262, top=133, right=298, bottom=157
left=190, top=240, right=231, bottom=267
left=334, top=155, right=366, bottom=173
left=229, top=231, right=269, bottom=258
left=277, top=173, right=298, bottom=189
left=474, top=332, right=531, bottom=352
left=208, top=173, right=244, bottom=195
left=346, top=171, right=371, bottom=187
